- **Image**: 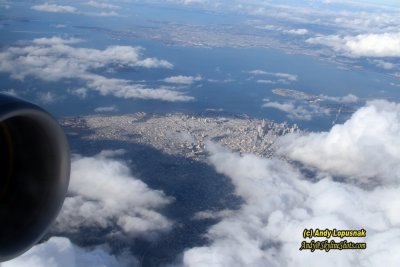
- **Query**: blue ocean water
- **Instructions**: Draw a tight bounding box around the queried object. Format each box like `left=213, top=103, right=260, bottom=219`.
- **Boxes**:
left=1, top=3, right=400, bottom=132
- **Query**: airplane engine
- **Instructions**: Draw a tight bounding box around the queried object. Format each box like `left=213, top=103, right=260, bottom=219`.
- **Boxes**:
left=0, top=94, right=70, bottom=261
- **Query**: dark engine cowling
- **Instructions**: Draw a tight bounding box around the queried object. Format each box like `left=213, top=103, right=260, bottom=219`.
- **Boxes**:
left=0, top=94, right=70, bottom=262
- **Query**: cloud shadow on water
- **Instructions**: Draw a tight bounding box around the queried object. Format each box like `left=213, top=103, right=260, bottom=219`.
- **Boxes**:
left=54, top=127, right=242, bottom=266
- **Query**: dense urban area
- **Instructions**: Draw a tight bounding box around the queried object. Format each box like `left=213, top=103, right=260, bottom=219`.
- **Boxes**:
left=61, top=113, right=299, bottom=161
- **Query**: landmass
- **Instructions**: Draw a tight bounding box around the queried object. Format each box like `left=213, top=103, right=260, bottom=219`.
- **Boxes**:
left=61, top=113, right=299, bottom=161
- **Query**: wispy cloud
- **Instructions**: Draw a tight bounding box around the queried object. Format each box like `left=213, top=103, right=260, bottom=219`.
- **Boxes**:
left=192, top=209, right=235, bottom=220
left=32, top=2, right=120, bottom=16
left=248, top=69, right=269, bottom=75
left=92, top=10, right=119, bottom=16
left=332, top=10, right=400, bottom=31
left=86, top=0, right=120, bottom=10
left=68, top=87, right=88, bottom=99
left=256, top=79, right=276, bottom=84
left=262, top=100, right=330, bottom=120
left=33, top=36, right=82, bottom=45
left=94, top=105, right=118, bottom=113
left=263, top=88, right=358, bottom=120
left=0, top=37, right=194, bottom=102
left=168, top=0, right=210, bottom=5
left=36, top=91, right=60, bottom=104
left=319, top=93, right=359, bottom=103
left=32, top=3, right=77, bottom=13
left=248, top=70, right=298, bottom=83
left=268, top=72, right=298, bottom=82
left=371, top=59, right=397, bottom=70
left=4, top=237, right=137, bottom=267
left=307, top=32, right=400, bottom=57
left=83, top=74, right=194, bottom=101
left=1, top=88, right=18, bottom=97
left=255, top=24, right=309, bottom=35
left=163, top=75, right=202, bottom=85
left=271, top=88, right=359, bottom=104
left=284, top=28, right=308, bottom=35
left=0, top=37, right=172, bottom=81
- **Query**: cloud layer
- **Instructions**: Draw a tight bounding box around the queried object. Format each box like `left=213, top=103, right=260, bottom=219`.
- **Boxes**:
left=0, top=37, right=193, bottom=102
left=53, top=150, right=173, bottom=238
left=307, top=32, right=400, bottom=57
left=3, top=237, right=137, bottom=267
left=163, top=75, right=202, bottom=85
left=262, top=100, right=330, bottom=120
left=249, top=70, right=298, bottom=84
left=32, top=3, right=77, bottom=13
left=263, top=88, right=359, bottom=121
left=179, top=100, right=400, bottom=266
left=86, top=0, right=120, bottom=10
left=277, top=99, right=400, bottom=184
left=94, top=105, right=118, bottom=113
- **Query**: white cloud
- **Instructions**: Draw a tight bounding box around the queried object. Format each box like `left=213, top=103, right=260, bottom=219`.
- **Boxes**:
left=53, top=150, right=173, bottom=238
left=84, top=74, right=194, bottom=102
left=320, top=93, right=359, bottom=103
left=1, top=88, right=18, bottom=97
left=33, top=36, right=82, bottom=45
left=0, top=37, right=193, bottom=102
left=340, top=94, right=359, bottom=103
left=68, top=87, right=89, bottom=99
left=32, top=3, right=77, bottom=13
left=94, top=105, right=118, bottom=113
left=126, top=0, right=400, bottom=38
left=37, top=91, right=59, bottom=104
left=86, top=0, right=120, bottom=9
left=248, top=69, right=268, bottom=75
left=95, top=10, right=119, bottom=16
left=3, top=237, right=137, bottom=267
left=307, top=32, right=400, bottom=57
left=192, top=209, right=235, bottom=220
left=271, top=88, right=359, bottom=104
left=179, top=137, right=400, bottom=266
left=255, top=24, right=309, bottom=35
left=163, top=75, right=202, bottom=85
left=262, top=100, right=330, bottom=120
left=322, top=0, right=399, bottom=6
left=256, top=79, right=276, bottom=84
left=32, top=2, right=120, bottom=16
left=271, top=72, right=298, bottom=82
left=277, top=100, right=400, bottom=185
left=332, top=10, right=400, bottom=32
left=54, top=24, right=67, bottom=28
left=283, top=28, right=308, bottom=35
left=167, top=0, right=209, bottom=5
left=371, top=59, right=397, bottom=70
left=339, top=94, right=359, bottom=103
left=248, top=70, right=298, bottom=83
left=0, top=37, right=172, bottom=81
left=263, top=101, right=309, bottom=119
